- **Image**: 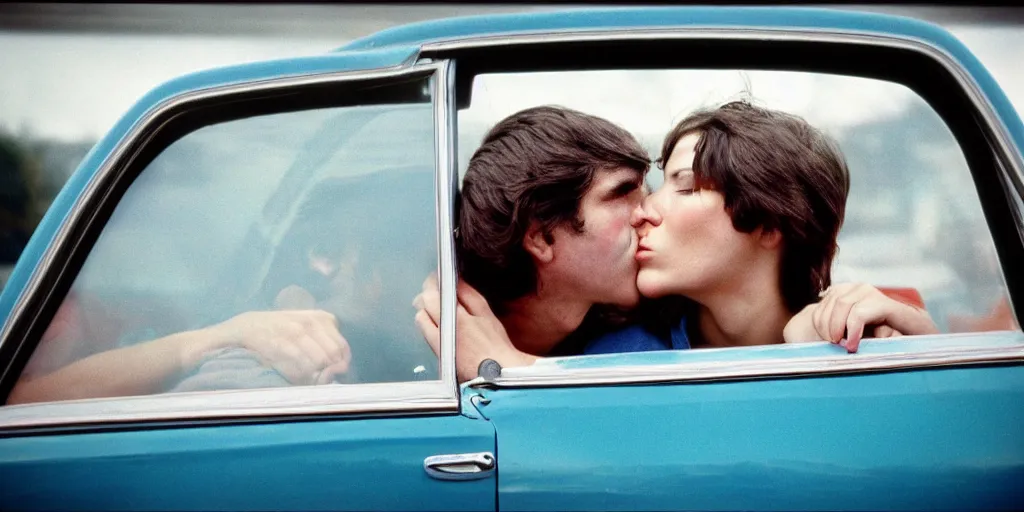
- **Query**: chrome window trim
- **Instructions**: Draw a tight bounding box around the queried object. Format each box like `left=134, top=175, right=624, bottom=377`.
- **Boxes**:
left=0, top=60, right=463, bottom=430
left=0, top=381, right=455, bottom=431
left=421, top=26, right=1024, bottom=385
left=472, top=333, right=1024, bottom=389
left=434, top=59, right=459, bottom=398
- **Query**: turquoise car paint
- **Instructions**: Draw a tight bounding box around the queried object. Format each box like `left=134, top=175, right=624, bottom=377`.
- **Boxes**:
left=343, top=7, right=957, bottom=52
left=543, top=331, right=1024, bottom=370
left=1, top=7, right=1023, bottom=512
left=463, top=390, right=493, bottom=421
left=0, top=45, right=418, bottom=329
left=481, top=362, right=1024, bottom=511
left=341, top=7, right=1023, bottom=170
left=0, top=413, right=495, bottom=511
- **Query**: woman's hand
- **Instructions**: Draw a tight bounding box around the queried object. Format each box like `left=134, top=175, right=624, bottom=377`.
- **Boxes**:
left=413, top=273, right=537, bottom=383
left=784, top=283, right=939, bottom=353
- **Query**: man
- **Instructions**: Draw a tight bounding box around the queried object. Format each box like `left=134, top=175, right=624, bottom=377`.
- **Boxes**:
left=416, top=106, right=649, bottom=380
left=415, top=105, right=934, bottom=383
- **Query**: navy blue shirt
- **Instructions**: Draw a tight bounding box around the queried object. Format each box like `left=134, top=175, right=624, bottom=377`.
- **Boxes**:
left=583, top=316, right=692, bottom=354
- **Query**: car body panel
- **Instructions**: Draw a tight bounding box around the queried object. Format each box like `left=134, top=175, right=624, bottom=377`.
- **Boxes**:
left=0, top=400, right=496, bottom=511
left=541, top=332, right=1024, bottom=370
left=342, top=7, right=970, bottom=52
left=480, top=348, right=1024, bottom=510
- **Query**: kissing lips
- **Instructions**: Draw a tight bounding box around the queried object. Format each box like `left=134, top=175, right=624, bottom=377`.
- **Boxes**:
left=635, top=241, right=654, bottom=262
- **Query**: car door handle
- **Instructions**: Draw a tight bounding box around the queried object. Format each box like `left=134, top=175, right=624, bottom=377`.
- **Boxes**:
left=423, top=452, right=496, bottom=481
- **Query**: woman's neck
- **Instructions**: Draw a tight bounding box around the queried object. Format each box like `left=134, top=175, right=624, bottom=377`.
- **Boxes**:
left=690, top=269, right=792, bottom=349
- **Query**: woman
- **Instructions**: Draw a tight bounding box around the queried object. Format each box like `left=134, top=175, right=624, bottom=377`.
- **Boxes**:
left=584, top=100, right=938, bottom=355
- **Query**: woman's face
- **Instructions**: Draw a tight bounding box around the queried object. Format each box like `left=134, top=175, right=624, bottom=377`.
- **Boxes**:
left=632, top=133, right=764, bottom=300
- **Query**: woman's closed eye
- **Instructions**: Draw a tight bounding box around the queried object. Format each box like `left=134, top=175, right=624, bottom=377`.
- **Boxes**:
left=668, top=169, right=696, bottom=195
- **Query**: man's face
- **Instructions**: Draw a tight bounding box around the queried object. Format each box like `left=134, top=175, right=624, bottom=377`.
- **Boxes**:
left=544, top=167, right=645, bottom=308
left=275, top=246, right=383, bottom=325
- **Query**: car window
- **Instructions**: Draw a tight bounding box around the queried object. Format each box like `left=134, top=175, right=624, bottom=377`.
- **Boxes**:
left=457, top=69, right=1014, bottom=336
left=9, top=80, right=440, bottom=405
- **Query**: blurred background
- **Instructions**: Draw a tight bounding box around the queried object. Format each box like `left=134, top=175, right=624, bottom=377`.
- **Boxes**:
left=1, top=4, right=1022, bottom=331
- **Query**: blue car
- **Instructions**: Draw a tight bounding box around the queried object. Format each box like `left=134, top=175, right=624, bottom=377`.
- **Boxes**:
left=1, top=7, right=1022, bottom=511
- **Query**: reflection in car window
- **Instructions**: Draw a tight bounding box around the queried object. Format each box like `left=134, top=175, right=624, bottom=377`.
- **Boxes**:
left=9, top=84, right=440, bottom=405
left=459, top=70, right=1014, bottom=335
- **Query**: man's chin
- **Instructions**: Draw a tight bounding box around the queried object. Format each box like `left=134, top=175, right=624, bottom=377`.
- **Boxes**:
left=613, top=288, right=642, bottom=308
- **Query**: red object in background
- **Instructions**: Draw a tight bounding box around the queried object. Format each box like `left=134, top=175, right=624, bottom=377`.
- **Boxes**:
left=877, top=287, right=1018, bottom=333
left=948, top=296, right=1017, bottom=333
left=877, top=287, right=926, bottom=310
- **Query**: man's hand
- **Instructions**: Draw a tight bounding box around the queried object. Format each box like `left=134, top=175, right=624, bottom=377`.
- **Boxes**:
left=413, top=274, right=537, bottom=383
left=205, top=309, right=352, bottom=386
left=784, top=283, right=939, bottom=353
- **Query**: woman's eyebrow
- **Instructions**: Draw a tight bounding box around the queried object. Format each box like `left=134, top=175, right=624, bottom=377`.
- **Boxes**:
left=665, top=167, right=693, bottom=180
left=665, top=169, right=675, bottom=180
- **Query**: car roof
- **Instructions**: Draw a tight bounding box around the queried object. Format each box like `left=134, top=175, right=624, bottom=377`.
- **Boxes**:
left=338, top=6, right=949, bottom=52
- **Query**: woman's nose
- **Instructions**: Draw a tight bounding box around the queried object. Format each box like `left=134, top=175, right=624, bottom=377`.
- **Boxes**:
left=631, top=194, right=661, bottom=229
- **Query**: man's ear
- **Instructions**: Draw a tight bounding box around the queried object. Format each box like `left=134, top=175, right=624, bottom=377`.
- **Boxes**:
left=523, top=222, right=555, bottom=264
left=757, top=227, right=783, bottom=250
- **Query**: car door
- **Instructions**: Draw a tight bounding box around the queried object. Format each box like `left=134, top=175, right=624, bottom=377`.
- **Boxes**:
left=434, top=8, right=1024, bottom=512
left=0, top=50, right=495, bottom=511
left=480, top=336, right=1024, bottom=511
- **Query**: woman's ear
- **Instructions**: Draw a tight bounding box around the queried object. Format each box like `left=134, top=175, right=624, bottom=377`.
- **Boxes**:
left=757, top=228, right=783, bottom=250
left=523, top=222, right=555, bottom=264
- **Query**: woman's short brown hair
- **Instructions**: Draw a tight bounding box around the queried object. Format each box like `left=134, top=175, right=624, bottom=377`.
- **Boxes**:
left=458, top=105, right=650, bottom=308
left=660, top=101, right=851, bottom=313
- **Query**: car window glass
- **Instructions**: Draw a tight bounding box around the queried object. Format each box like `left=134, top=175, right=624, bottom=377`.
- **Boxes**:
left=457, top=69, right=1014, bottom=336
left=10, top=80, right=440, bottom=405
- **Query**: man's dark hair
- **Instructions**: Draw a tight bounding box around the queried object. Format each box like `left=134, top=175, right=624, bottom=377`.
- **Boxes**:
left=458, top=105, right=650, bottom=310
left=660, top=100, right=850, bottom=313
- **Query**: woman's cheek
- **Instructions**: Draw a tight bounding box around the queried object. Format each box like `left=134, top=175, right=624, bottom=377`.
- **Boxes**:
left=669, top=195, right=714, bottom=233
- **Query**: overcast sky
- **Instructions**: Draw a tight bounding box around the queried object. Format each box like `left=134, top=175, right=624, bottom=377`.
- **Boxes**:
left=0, top=5, right=1021, bottom=141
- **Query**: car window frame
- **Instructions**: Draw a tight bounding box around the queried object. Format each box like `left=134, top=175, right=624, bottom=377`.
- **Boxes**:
left=479, top=331, right=1024, bottom=389
left=437, top=27, right=1024, bottom=390
left=0, top=59, right=463, bottom=433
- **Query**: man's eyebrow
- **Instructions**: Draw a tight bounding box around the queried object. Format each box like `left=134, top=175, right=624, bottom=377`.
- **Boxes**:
left=603, top=175, right=643, bottom=198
